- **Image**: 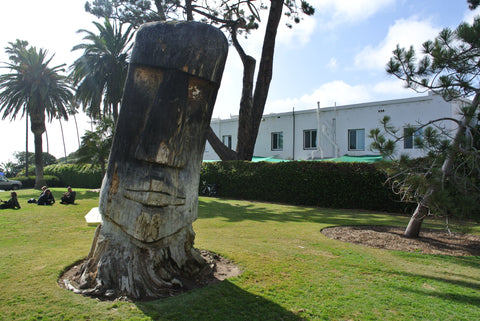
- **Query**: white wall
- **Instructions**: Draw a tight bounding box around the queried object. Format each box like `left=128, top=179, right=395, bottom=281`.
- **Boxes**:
left=204, top=93, right=465, bottom=161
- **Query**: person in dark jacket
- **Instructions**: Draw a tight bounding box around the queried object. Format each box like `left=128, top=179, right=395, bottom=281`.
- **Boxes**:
left=37, top=189, right=55, bottom=205
left=0, top=191, right=21, bottom=209
left=60, top=186, right=76, bottom=204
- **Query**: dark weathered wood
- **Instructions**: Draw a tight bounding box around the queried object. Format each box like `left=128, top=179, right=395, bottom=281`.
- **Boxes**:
left=69, top=21, right=228, bottom=300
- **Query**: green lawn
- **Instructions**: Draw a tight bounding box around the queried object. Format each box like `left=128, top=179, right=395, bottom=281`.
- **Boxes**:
left=0, top=188, right=479, bottom=320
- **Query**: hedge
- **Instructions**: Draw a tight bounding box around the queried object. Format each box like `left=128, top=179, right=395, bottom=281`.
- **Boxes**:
left=200, top=161, right=411, bottom=213
left=13, top=161, right=410, bottom=213
left=44, top=164, right=103, bottom=188
left=15, top=175, right=61, bottom=189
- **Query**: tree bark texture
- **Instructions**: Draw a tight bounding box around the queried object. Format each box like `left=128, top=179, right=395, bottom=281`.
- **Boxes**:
left=207, top=0, right=284, bottom=160
left=69, top=21, right=228, bottom=300
left=30, top=111, right=46, bottom=189
left=240, top=0, right=283, bottom=160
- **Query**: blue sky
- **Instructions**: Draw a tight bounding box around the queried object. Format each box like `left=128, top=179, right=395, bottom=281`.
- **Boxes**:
left=0, top=0, right=479, bottom=164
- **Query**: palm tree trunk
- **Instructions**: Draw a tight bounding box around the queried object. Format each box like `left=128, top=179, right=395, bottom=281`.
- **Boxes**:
left=45, top=128, right=49, bottom=154
left=30, top=113, right=46, bottom=189
left=33, top=132, right=46, bottom=189
left=112, top=102, right=119, bottom=125
left=59, top=118, right=67, bottom=163
left=73, top=113, right=81, bottom=149
left=25, top=115, right=29, bottom=177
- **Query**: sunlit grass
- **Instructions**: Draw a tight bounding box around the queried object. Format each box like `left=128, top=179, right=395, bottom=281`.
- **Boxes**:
left=0, top=190, right=479, bottom=320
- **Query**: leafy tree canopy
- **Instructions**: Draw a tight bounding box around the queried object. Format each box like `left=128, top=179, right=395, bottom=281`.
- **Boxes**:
left=84, top=0, right=314, bottom=31
left=14, top=151, right=57, bottom=167
left=468, top=0, right=480, bottom=9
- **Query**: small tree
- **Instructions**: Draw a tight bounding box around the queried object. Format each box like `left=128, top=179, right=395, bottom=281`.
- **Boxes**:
left=370, top=15, right=480, bottom=238
left=74, top=117, right=113, bottom=176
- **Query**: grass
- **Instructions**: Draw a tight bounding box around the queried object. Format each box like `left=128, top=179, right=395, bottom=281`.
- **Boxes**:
left=0, top=188, right=479, bottom=320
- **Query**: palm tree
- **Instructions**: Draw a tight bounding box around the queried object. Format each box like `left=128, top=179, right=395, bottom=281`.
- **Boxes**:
left=67, top=102, right=81, bottom=149
left=57, top=115, right=67, bottom=163
left=0, top=40, right=74, bottom=189
left=75, top=116, right=114, bottom=176
left=70, top=19, right=133, bottom=124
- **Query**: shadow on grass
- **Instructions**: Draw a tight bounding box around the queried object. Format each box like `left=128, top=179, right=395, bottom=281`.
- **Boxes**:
left=198, top=198, right=411, bottom=227
left=136, top=280, right=304, bottom=321
left=392, top=251, right=480, bottom=270
left=392, top=271, right=480, bottom=308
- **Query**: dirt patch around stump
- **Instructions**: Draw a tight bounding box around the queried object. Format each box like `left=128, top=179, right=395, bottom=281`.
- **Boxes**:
left=322, top=225, right=480, bottom=256
left=58, top=250, right=241, bottom=301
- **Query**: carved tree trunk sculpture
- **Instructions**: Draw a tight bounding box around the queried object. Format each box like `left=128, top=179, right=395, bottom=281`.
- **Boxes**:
left=69, top=21, right=228, bottom=300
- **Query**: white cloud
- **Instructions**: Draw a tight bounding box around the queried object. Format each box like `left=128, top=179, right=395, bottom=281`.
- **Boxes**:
left=372, top=79, right=414, bottom=96
left=354, top=16, right=440, bottom=71
left=235, top=2, right=318, bottom=57
left=312, top=0, right=397, bottom=28
left=276, top=14, right=317, bottom=46
left=463, top=6, right=480, bottom=23
left=265, top=80, right=373, bottom=114
left=240, top=0, right=396, bottom=52
left=327, top=58, right=338, bottom=70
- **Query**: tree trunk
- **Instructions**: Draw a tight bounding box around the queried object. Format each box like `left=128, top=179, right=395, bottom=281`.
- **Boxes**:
left=404, top=189, right=432, bottom=238
left=73, top=113, right=81, bottom=149
left=207, top=0, right=284, bottom=161
left=154, top=0, right=166, bottom=21
left=238, top=0, right=283, bottom=160
left=30, top=112, right=46, bottom=189
left=59, top=118, right=67, bottom=163
left=25, top=115, right=29, bottom=177
left=68, top=21, right=228, bottom=300
left=206, top=127, right=238, bottom=160
left=404, top=93, right=480, bottom=238
left=112, top=102, right=119, bottom=125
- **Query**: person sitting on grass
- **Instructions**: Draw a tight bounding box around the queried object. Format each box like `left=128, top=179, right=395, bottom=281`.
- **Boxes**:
left=0, top=191, right=21, bottom=209
left=37, top=189, right=55, bottom=205
left=60, top=186, right=76, bottom=205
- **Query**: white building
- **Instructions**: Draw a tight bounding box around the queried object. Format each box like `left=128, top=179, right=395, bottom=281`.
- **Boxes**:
left=204, top=92, right=469, bottom=161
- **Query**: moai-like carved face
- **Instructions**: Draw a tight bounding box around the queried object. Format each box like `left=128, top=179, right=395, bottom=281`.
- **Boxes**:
left=99, top=65, right=218, bottom=243
left=97, top=21, right=227, bottom=244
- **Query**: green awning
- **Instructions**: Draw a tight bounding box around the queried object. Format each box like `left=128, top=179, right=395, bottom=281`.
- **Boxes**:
left=317, top=155, right=383, bottom=163
left=204, top=155, right=383, bottom=163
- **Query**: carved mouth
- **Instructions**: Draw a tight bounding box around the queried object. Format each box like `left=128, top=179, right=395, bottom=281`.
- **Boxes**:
left=124, top=189, right=186, bottom=207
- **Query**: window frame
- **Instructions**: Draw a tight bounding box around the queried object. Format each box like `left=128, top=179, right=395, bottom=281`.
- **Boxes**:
left=222, top=135, right=232, bottom=149
left=271, top=132, right=284, bottom=151
left=348, top=128, right=365, bottom=151
left=403, top=126, right=423, bottom=149
left=303, top=129, right=317, bottom=150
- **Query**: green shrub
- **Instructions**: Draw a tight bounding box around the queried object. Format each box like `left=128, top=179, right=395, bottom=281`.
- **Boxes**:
left=200, top=161, right=410, bottom=213
left=15, top=175, right=61, bottom=189
left=44, top=164, right=103, bottom=188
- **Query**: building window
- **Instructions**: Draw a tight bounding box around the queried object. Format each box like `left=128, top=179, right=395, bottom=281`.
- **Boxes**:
left=222, top=135, right=232, bottom=149
left=304, top=129, right=317, bottom=149
left=404, top=127, right=423, bottom=149
left=271, top=132, right=283, bottom=151
left=348, top=129, right=365, bottom=151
